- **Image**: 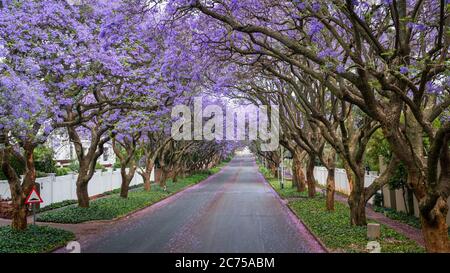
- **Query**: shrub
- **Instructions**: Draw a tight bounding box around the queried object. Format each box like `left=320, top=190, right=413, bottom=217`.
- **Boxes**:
left=0, top=156, right=25, bottom=180
left=37, top=200, right=78, bottom=213
left=36, top=171, right=48, bottom=178
left=55, top=167, right=70, bottom=177
left=68, top=160, right=80, bottom=173
left=95, top=162, right=106, bottom=172
left=258, top=165, right=273, bottom=179
left=374, top=192, right=383, bottom=207
left=113, top=161, right=121, bottom=170
left=34, top=146, right=57, bottom=174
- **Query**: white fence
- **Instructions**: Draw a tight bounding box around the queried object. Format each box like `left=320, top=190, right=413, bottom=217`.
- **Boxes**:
left=0, top=168, right=154, bottom=207
left=313, top=166, right=380, bottom=194
left=312, top=166, right=379, bottom=204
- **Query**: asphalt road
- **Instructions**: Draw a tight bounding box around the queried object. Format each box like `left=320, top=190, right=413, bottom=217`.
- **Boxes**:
left=82, top=155, right=322, bottom=253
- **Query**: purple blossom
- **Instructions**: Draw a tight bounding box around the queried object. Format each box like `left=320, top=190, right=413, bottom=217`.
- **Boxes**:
left=399, top=66, right=409, bottom=74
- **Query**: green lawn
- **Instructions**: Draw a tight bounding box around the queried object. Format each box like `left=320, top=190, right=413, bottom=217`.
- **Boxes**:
left=0, top=225, right=75, bottom=253
left=37, top=170, right=219, bottom=224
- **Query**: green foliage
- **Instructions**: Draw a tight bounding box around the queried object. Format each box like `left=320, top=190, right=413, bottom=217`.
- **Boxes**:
left=209, top=160, right=229, bottom=174
left=34, top=146, right=57, bottom=174
left=0, top=225, right=75, bottom=253
left=258, top=165, right=274, bottom=179
left=223, top=156, right=232, bottom=163
left=259, top=162, right=320, bottom=199
left=55, top=167, right=70, bottom=176
left=102, top=183, right=144, bottom=196
left=36, top=171, right=48, bottom=178
left=364, top=129, right=391, bottom=172
left=289, top=198, right=424, bottom=253
left=388, top=162, right=408, bottom=190
left=37, top=200, right=78, bottom=213
left=95, top=161, right=106, bottom=171
left=68, top=160, right=80, bottom=173
left=37, top=172, right=212, bottom=224
left=113, top=160, right=121, bottom=170
left=0, top=155, right=25, bottom=180
left=268, top=178, right=320, bottom=199
left=374, top=192, right=383, bottom=207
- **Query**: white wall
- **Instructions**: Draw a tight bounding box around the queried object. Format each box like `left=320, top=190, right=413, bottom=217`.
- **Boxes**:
left=0, top=168, right=154, bottom=207
left=313, top=166, right=379, bottom=204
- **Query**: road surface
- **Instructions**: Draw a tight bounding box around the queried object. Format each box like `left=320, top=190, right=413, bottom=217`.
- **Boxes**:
left=82, top=155, right=323, bottom=253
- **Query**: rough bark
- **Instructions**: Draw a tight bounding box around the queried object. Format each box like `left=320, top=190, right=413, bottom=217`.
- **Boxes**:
left=68, top=124, right=110, bottom=208
left=306, top=154, right=316, bottom=197
left=1, top=145, right=36, bottom=230
left=292, top=150, right=306, bottom=192
left=142, top=172, right=151, bottom=191
left=119, top=165, right=137, bottom=198
left=76, top=171, right=90, bottom=208
left=348, top=175, right=367, bottom=226
left=326, top=167, right=335, bottom=211
left=343, top=161, right=354, bottom=193
left=419, top=197, right=450, bottom=252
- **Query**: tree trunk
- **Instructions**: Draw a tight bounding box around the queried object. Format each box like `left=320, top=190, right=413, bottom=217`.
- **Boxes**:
left=2, top=145, right=36, bottom=230
left=11, top=193, right=28, bottom=230
left=419, top=197, right=450, bottom=252
left=159, top=168, right=169, bottom=189
left=306, top=154, right=316, bottom=198
left=269, top=163, right=278, bottom=178
left=140, top=160, right=154, bottom=192
left=404, top=187, right=415, bottom=216
left=292, top=152, right=306, bottom=192
left=326, top=167, right=335, bottom=211
left=172, top=168, right=180, bottom=183
left=141, top=172, right=151, bottom=191
left=120, top=165, right=137, bottom=198
left=76, top=181, right=90, bottom=208
left=120, top=180, right=131, bottom=198
left=119, top=175, right=132, bottom=198
left=343, top=161, right=354, bottom=193
left=348, top=175, right=367, bottom=226
left=76, top=160, right=93, bottom=208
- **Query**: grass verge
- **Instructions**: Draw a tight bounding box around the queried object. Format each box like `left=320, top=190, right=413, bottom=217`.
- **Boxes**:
left=0, top=225, right=75, bottom=253
left=258, top=163, right=424, bottom=253
left=267, top=178, right=321, bottom=199
left=37, top=169, right=223, bottom=224
left=289, top=198, right=424, bottom=252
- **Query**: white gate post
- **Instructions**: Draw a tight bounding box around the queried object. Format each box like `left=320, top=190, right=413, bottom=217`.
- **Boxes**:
left=50, top=173, right=56, bottom=205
